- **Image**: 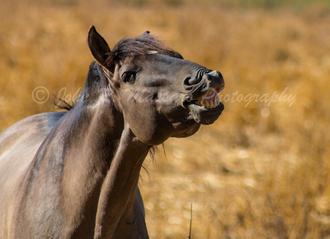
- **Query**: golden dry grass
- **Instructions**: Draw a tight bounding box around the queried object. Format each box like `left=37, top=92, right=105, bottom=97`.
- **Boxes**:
left=0, top=1, right=330, bottom=238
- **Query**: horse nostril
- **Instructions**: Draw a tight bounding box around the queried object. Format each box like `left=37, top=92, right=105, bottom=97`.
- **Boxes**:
left=183, top=77, right=191, bottom=86
left=183, top=76, right=201, bottom=86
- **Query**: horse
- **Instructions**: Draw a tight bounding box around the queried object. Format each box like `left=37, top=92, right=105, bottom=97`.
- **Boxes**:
left=0, top=26, right=224, bottom=239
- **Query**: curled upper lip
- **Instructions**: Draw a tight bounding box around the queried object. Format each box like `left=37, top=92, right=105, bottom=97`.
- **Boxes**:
left=182, top=85, right=223, bottom=108
left=213, top=83, right=224, bottom=93
left=183, top=72, right=224, bottom=102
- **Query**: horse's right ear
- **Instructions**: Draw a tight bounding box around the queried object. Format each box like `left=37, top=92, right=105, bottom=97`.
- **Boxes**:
left=88, top=26, right=111, bottom=66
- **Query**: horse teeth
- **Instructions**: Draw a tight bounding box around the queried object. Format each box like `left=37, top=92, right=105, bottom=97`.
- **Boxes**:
left=199, top=88, right=220, bottom=109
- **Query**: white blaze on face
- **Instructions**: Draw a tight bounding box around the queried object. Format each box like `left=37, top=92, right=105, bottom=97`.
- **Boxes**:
left=198, top=88, right=220, bottom=109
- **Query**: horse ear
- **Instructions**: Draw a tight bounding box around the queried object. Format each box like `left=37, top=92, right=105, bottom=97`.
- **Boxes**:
left=88, top=26, right=111, bottom=66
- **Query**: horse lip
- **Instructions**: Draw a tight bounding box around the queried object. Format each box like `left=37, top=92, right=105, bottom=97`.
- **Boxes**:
left=182, top=86, right=222, bottom=108
left=214, top=84, right=224, bottom=93
left=187, top=102, right=224, bottom=125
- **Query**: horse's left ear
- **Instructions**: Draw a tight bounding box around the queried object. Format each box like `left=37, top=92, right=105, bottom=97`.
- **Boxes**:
left=88, top=26, right=111, bottom=66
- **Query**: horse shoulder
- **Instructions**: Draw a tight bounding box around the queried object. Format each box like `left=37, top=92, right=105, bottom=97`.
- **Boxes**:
left=0, top=112, right=65, bottom=238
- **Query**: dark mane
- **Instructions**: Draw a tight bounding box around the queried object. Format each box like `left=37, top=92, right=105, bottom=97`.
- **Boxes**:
left=105, top=32, right=183, bottom=67
left=54, top=97, right=75, bottom=111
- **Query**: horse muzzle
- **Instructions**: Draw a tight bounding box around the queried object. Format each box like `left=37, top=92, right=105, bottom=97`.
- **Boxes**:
left=182, top=70, right=224, bottom=124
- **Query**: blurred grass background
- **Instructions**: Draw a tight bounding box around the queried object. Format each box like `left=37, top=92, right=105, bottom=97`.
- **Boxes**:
left=0, top=0, right=330, bottom=238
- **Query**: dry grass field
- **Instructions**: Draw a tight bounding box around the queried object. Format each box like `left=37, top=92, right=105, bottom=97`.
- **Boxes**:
left=1, top=0, right=330, bottom=238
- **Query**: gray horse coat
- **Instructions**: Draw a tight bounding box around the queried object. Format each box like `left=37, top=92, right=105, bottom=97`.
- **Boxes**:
left=0, top=27, right=224, bottom=238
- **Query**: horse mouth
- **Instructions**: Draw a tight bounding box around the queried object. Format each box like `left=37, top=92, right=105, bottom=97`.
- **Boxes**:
left=187, top=88, right=224, bottom=125
left=170, top=87, right=224, bottom=137
left=197, top=88, right=221, bottom=109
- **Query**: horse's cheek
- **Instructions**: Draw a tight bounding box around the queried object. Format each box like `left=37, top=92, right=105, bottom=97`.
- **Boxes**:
left=123, top=103, right=172, bottom=145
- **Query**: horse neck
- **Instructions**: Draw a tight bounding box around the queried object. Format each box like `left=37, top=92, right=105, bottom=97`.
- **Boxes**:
left=58, top=95, right=150, bottom=237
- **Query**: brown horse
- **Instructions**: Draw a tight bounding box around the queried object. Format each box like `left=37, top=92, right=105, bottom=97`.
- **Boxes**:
left=0, top=26, right=224, bottom=238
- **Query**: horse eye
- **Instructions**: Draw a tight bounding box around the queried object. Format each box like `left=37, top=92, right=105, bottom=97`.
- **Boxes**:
left=122, top=71, right=136, bottom=84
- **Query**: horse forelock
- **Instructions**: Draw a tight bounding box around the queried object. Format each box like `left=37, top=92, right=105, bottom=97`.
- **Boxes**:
left=105, top=33, right=183, bottom=67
